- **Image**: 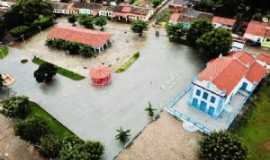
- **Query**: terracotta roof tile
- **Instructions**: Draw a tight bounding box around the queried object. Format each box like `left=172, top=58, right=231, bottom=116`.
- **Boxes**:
left=212, top=16, right=236, bottom=26
left=170, top=13, right=181, bottom=23
left=245, top=21, right=270, bottom=37
left=48, top=25, right=111, bottom=48
left=198, top=51, right=267, bottom=95
left=257, top=53, right=270, bottom=65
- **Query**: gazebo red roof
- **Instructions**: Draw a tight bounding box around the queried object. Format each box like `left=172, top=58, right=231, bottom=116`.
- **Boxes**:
left=90, top=66, right=112, bottom=80
left=48, top=25, right=111, bottom=48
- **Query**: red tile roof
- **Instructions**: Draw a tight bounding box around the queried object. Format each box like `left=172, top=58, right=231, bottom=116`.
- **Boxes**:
left=212, top=16, right=236, bottom=26
left=245, top=21, right=270, bottom=37
left=170, top=13, right=181, bottom=23
left=48, top=25, right=111, bottom=48
left=246, top=62, right=267, bottom=83
left=257, top=53, right=270, bottom=65
left=198, top=51, right=267, bottom=95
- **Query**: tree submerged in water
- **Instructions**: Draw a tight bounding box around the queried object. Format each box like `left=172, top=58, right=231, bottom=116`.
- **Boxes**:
left=115, top=127, right=131, bottom=144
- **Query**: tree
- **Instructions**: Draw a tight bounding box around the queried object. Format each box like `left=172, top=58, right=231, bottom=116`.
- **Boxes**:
left=59, top=136, right=104, bottom=160
left=2, top=96, right=30, bottom=119
left=4, top=0, right=53, bottom=29
left=115, top=127, right=130, bottom=144
left=94, top=16, right=107, bottom=31
left=78, top=15, right=95, bottom=29
left=68, top=15, right=76, bottom=25
left=0, top=20, right=5, bottom=40
left=15, top=116, right=49, bottom=144
left=34, top=62, right=57, bottom=83
left=199, top=132, right=248, bottom=160
left=144, top=102, right=157, bottom=119
left=131, top=20, right=148, bottom=37
left=152, top=0, right=162, bottom=8
left=166, top=23, right=186, bottom=42
left=39, top=134, right=62, bottom=158
left=196, top=28, right=232, bottom=59
left=186, top=19, right=213, bottom=45
left=0, top=74, right=3, bottom=89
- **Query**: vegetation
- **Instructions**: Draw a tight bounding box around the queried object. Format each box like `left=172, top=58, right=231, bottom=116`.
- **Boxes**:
left=155, top=9, right=170, bottom=25
left=131, top=20, right=148, bottom=37
left=46, top=39, right=95, bottom=57
left=34, top=62, right=57, bottom=83
left=195, top=0, right=270, bottom=21
left=186, top=19, right=213, bottom=45
left=0, top=74, right=3, bottom=88
left=0, top=46, right=9, bottom=59
left=32, top=56, right=85, bottom=81
left=59, top=135, right=104, bottom=160
left=145, top=102, right=157, bottom=119
left=68, top=15, right=76, bottom=24
left=115, top=127, right=131, bottom=144
left=94, top=16, right=107, bottom=30
left=116, top=52, right=140, bottom=73
left=15, top=116, right=50, bottom=144
left=78, top=15, right=95, bottom=29
left=1, top=96, right=30, bottom=119
left=166, top=23, right=187, bottom=42
left=199, top=132, right=248, bottom=160
left=152, top=0, right=163, bottom=8
left=39, top=134, right=62, bottom=158
left=0, top=20, right=6, bottom=40
left=232, top=75, right=270, bottom=160
left=196, top=28, right=232, bottom=59
left=3, top=0, right=53, bottom=39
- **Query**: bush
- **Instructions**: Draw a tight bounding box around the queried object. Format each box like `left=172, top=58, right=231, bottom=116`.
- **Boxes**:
left=1, top=96, right=30, bottom=119
left=34, top=62, right=57, bottom=83
left=46, top=39, right=95, bottom=57
left=68, top=15, right=76, bottom=24
left=32, top=16, right=54, bottom=29
left=9, top=25, right=30, bottom=38
left=59, top=136, right=104, bottom=160
left=39, top=134, right=62, bottom=158
left=199, top=132, right=248, bottom=160
left=15, top=116, right=50, bottom=144
left=78, top=15, right=94, bottom=29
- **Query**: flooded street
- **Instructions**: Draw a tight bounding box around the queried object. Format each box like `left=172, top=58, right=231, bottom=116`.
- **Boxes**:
left=4, top=18, right=205, bottom=159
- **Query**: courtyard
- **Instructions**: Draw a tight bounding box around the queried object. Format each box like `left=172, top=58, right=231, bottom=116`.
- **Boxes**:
left=0, top=21, right=204, bottom=159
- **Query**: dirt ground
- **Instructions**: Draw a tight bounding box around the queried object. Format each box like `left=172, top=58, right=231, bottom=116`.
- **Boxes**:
left=0, top=114, right=44, bottom=160
left=117, top=112, right=202, bottom=160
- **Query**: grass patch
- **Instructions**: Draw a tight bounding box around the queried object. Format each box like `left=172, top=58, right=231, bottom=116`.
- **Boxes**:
left=32, top=56, right=85, bottom=81
left=28, top=101, right=74, bottom=138
left=233, top=79, right=270, bottom=160
left=116, top=52, right=140, bottom=73
left=0, top=46, right=9, bottom=59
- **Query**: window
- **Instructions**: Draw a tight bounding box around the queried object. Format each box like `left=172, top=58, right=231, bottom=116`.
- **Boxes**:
left=196, top=90, right=201, bottom=96
left=203, top=92, right=208, bottom=100
left=192, top=98, right=198, bottom=107
left=210, top=96, right=216, bottom=103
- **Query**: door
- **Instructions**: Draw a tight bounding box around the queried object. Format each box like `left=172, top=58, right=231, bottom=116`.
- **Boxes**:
left=208, top=107, right=215, bottom=117
left=200, top=101, right=207, bottom=112
left=192, top=98, right=198, bottom=108
left=241, top=82, right=248, bottom=90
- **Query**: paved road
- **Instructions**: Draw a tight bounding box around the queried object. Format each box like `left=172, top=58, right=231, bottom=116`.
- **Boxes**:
left=0, top=31, right=203, bottom=159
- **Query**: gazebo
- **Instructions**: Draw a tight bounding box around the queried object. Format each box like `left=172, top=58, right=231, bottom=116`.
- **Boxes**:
left=90, top=66, right=112, bottom=86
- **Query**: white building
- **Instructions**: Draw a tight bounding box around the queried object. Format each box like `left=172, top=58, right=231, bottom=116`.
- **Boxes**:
left=212, top=16, right=236, bottom=30
left=189, top=51, right=268, bottom=118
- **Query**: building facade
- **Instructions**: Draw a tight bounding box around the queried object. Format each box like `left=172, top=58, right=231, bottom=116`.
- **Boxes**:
left=188, top=51, right=268, bottom=118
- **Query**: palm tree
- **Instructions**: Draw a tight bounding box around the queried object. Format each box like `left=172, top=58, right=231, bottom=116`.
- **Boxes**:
left=115, top=127, right=130, bottom=144
left=145, top=102, right=157, bottom=118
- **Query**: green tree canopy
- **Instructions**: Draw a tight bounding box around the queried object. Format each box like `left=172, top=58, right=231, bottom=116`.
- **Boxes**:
left=34, top=62, right=57, bottom=83
left=4, top=0, right=53, bottom=29
left=199, top=132, right=248, bottom=160
left=78, top=15, right=95, bottom=29
left=187, top=19, right=213, bottom=45
left=15, top=116, right=50, bottom=144
left=2, top=96, right=30, bottom=119
left=131, top=20, right=148, bottom=36
left=94, top=16, right=107, bottom=30
left=39, top=134, right=62, bottom=158
left=59, top=136, right=104, bottom=160
left=115, top=127, right=131, bottom=144
left=196, top=28, right=232, bottom=59
left=166, top=23, right=186, bottom=42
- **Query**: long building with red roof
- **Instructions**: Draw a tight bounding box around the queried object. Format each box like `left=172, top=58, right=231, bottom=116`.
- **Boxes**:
left=243, top=20, right=270, bottom=42
left=189, top=51, right=268, bottom=118
left=48, top=25, right=111, bottom=52
left=212, top=16, right=236, bottom=30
